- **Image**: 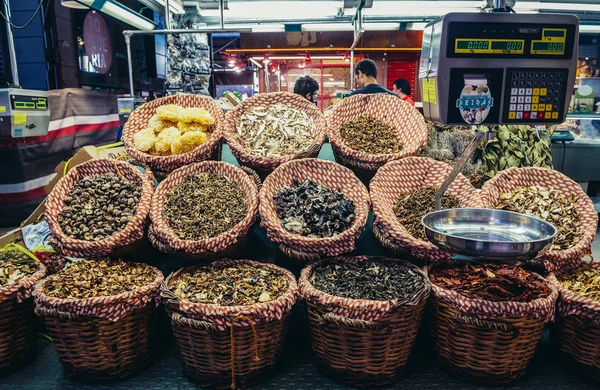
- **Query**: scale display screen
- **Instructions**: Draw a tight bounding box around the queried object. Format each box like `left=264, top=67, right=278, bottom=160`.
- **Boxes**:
left=447, top=22, right=574, bottom=59
left=10, top=95, right=48, bottom=111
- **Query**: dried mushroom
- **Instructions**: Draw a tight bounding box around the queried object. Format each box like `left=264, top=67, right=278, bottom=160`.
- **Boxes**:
left=310, top=258, right=425, bottom=301
left=340, top=116, right=403, bottom=154
left=163, top=173, right=247, bottom=241
left=496, top=186, right=582, bottom=250
left=43, top=259, right=156, bottom=299
left=393, top=186, right=460, bottom=241
left=58, top=173, right=141, bottom=241
left=430, top=262, right=551, bottom=302
left=274, top=180, right=355, bottom=238
left=0, top=260, right=36, bottom=287
left=561, top=267, right=600, bottom=302
left=170, top=264, right=288, bottom=306
left=236, top=104, right=315, bottom=157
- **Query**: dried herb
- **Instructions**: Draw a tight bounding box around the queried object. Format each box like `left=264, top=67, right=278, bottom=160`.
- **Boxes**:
left=0, top=260, right=36, bottom=287
left=43, top=259, right=156, bottom=299
left=58, top=173, right=141, bottom=241
left=340, top=116, right=403, bottom=154
left=430, top=262, right=551, bottom=302
left=393, top=186, right=461, bottom=241
left=496, top=186, right=581, bottom=250
left=237, top=104, right=315, bottom=157
left=163, top=173, right=247, bottom=241
left=170, top=264, right=288, bottom=306
left=0, top=246, right=33, bottom=262
left=310, top=258, right=425, bottom=301
left=561, top=267, right=600, bottom=302
left=274, top=179, right=355, bottom=238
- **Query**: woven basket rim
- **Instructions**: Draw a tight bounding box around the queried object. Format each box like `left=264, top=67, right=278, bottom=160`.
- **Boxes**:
left=259, top=158, right=370, bottom=246
left=0, top=260, right=46, bottom=301
left=161, top=259, right=299, bottom=315
left=222, top=92, right=327, bottom=169
left=327, top=94, right=427, bottom=164
left=45, top=158, right=154, bottom=251
left=149, top=161, right=259, bottom=252
left=480, top=166, right=598, bottom=262
left=426, top=263, right=558, bottom=321
left=122, top=94, right=225, bottom=169
left=33, top=261, right=164, bottom=307
left=370, top=156, right=485, bottom=251
left=299, top=256, right=431, bottom=309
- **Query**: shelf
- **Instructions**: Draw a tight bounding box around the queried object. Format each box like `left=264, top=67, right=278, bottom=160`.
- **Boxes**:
left=566, top=113, right=600, bottom=120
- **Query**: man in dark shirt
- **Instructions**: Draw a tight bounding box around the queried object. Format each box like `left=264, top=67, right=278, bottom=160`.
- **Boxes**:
left=293, top=75, right=319, bottom=103
left=349, top=59, right=396, bottom=97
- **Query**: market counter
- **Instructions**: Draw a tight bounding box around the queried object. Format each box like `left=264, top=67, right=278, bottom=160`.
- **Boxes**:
left=552, top=137, right=600, bottom=182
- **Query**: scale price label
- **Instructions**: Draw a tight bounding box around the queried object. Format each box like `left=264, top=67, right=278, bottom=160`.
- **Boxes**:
left=531, top=28, right=566, bottom=55
left=455, top=39, right=525, bottom=54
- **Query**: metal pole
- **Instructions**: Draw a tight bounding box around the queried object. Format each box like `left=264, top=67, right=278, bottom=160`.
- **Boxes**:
left=493, top=0, right=506, bottom=9
left=3, top=0, right=19, bottom=86
left=165, top=0, right=171, bottom=29
left=264, top=69, right=270, bottom=93
left=219, top=0, right=225, bottom=29
left=125, top=33, right=135, bottom=97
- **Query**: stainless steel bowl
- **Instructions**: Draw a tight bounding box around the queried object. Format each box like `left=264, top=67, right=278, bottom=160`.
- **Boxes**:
left=421, top=208, right=557, bottom=261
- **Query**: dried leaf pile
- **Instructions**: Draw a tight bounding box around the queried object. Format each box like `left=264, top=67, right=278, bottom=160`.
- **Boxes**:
left=236, top=103, right=315, bottom=157
left=134, top=104, right=214, bottom=156
left=170, top=264, right=288, bottom=306
left=59, top=173, right=141, bottom=241
left=496, top=186, right=581, bottom=250
left=0, top=260, right=36, bottom=287
left=310, top=259, right=425, bottom=301
left=164, top=173, right=247, bottom=241
left=430, top=262, right=551, bottom=302
left=393, top=186, right=461, bottom=241
left=274, top=180, right=355, bottom=238
left=0, top=246, right=33, bottom=262
left=561, top=267, right=600, bottom=302
left=43, top=259, right=156, bottom=299
left=339, top=116, right=403, bottom=154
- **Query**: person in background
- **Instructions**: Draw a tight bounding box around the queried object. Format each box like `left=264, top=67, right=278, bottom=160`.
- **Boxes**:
left=293, top=75, right=320, bottom=104
left=350, top=59, right=396, bottom=96
left=393, top=78, right=415, bottom=106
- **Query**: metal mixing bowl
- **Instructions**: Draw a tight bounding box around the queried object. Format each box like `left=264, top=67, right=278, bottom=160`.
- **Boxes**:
left=421, top=208, right=557, bottom=261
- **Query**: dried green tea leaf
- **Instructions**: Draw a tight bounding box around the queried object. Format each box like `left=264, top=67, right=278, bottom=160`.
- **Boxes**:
left=170, top=264, right=288, bottom=306
left=164, top=173, right=247, bottom=241
left=0, top=247, right=33, bottom=262
left=340, top=116, right=403, bottom=154
left=43, top=259, right=156, bottom=299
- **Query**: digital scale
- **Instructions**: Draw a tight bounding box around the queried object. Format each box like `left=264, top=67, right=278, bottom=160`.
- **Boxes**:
left=0, top=88, right=51, bottom=138
left=420, top=12, right=579, bottom=125
left=117, top=96, right=146, bottom=127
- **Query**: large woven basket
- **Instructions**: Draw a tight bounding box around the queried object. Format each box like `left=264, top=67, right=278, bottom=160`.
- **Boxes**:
left=481, top=167, right=598, bottom=273
left=0, top=259, right=46, bottom=374
left=33, top=261, right=164, bottom=380
left=426, top=262, right=558, bottom=383
left=259, top=158, right=370, bottom=261
left=45, top=159, right=155, bottom=259
left=223, top=92, right=327, bottom=179
left=299, top=256, right=431, bottom=387
left=161, top=259, right=298, bottom=389
left=370, top=157, right=485, bottom=262
left=123, top=94, right=225, bottom=176
left=328, top=94, right=428, bottom=184
left=148, top=161, right=260, bottom=261
left=547, top=261, right=600, bottom=380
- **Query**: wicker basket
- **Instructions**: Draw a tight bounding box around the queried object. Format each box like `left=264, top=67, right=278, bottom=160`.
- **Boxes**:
left=259, top=158, right=370, bottom=261
left=481, top=167, right=598, bottom=273
left=299, top=256, right=431, bottom=387
left=148, top=161, right=260, bottom=261
left=45, top=158, right=155, bottom=259
left=370, top=157, right=485, bottom=262
left=123, top=93, right=224, bottom=176
left=547, top=261, right=600, bottom=380
left=426, top=262, right=558, bottom=383
left=223, top=92, right=327, bottom=179
left=327, top=94, right=428, bottom=184
left=33, top=261, right=164, bottom=380
left=0, top=260, right=46, bottom=374
left=161, top=259, right=298, bottom=389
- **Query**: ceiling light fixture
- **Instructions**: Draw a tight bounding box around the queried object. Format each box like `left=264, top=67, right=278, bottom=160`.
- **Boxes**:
left=61, top=0, right=156, bottom=30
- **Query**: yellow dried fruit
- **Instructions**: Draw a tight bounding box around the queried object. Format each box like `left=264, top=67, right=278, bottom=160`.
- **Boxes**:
left=178, top=107, right=215, bottom=125
left=133, top=128, right=156, bottom=152
left=147, top=114, right=176, bottom=134
left=156, top=104, right=182, bottom=122
left=171, top=131, right=208, bottom=155
left=155, top=126, right=181, bottom=154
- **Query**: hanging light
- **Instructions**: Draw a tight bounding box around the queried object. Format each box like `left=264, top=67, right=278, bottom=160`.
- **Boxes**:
left=298, top=61, right=306, bottom=69
left=305, top=53, right=311, bottom=62
left=344, top=52, right=350, bottom=63
left=61, top=0, right=156, bottom=30
left=263, top=54, right=271, bottom=65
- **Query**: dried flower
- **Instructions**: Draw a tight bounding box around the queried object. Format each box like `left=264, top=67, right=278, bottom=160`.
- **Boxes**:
left=340, top=116, right=403, bottom=154
left=170, top=264, right=288, bottom=306
left=561, top=267, right=600, bottom=302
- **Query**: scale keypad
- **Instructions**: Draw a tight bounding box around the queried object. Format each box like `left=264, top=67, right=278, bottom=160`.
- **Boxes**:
left=504, top=69, right=568, bottom=122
